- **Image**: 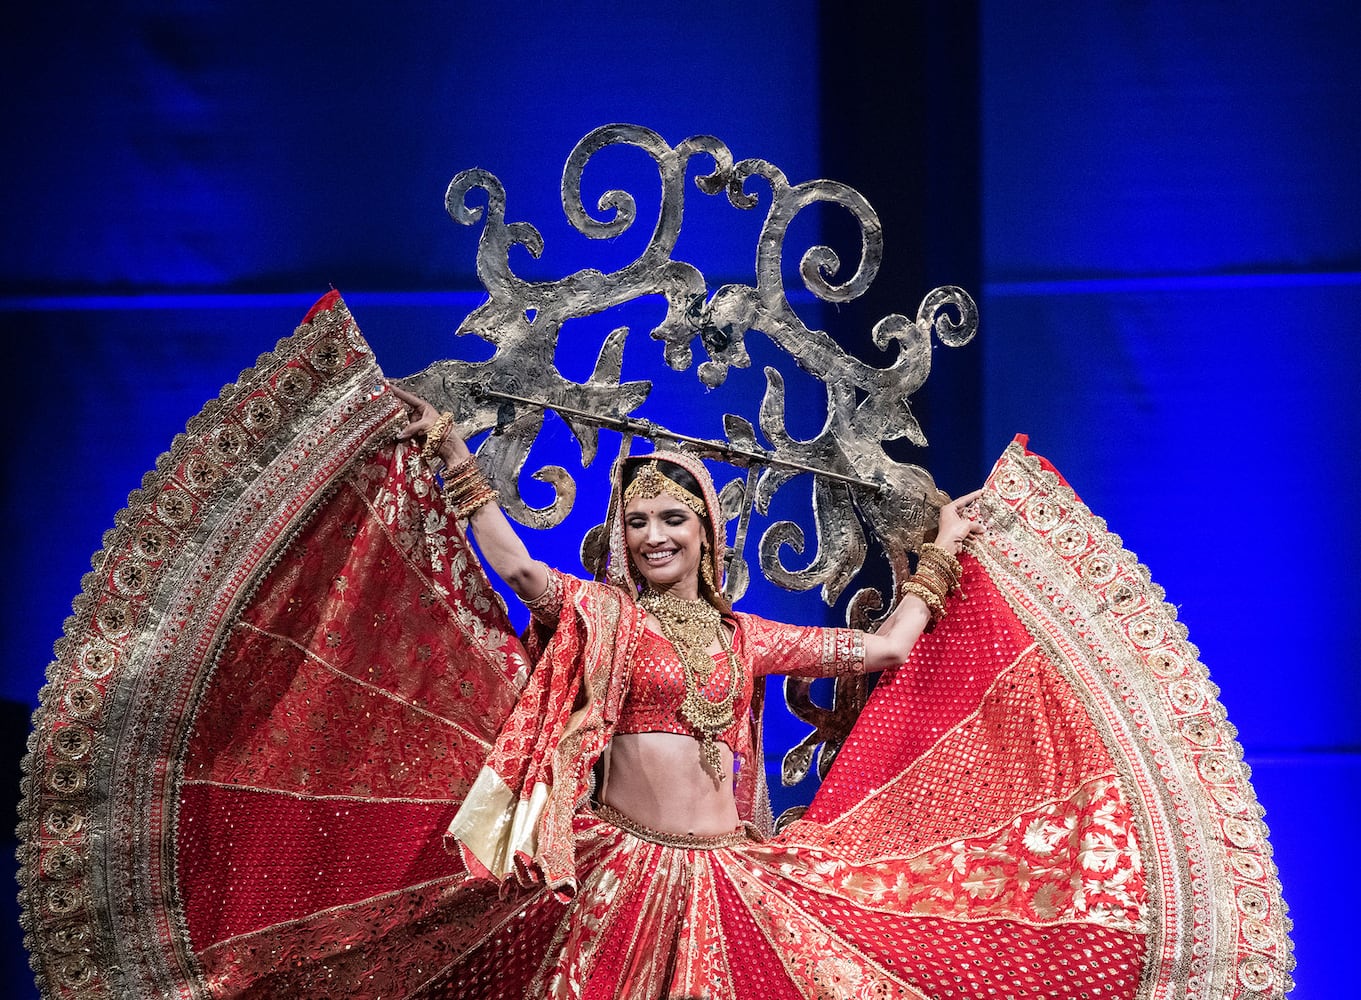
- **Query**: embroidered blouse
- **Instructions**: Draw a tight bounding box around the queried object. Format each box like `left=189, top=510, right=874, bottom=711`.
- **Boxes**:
left=528, top=567, right=865, bottom=758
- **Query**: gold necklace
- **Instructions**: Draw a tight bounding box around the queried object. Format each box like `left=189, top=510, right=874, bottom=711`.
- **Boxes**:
left=638, top=588, right=743, bottom=780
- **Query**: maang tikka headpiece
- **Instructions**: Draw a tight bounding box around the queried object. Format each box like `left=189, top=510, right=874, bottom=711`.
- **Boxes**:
left=622, top=460, right=707, bottom=521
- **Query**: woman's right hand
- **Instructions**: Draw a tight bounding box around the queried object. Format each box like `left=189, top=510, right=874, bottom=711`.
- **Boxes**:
left=390, top=385, right=470, bottom=464
left=934, top=488, right=984, bottom=555
left=389, top=384, right=546, bottom=600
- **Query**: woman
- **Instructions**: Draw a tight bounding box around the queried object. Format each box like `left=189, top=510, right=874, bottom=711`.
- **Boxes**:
left=18, top=296, right=1290, bottom=1000
left=388, top=385, right=1053, bottom=997
left=396, top=384, right=978, bottom=830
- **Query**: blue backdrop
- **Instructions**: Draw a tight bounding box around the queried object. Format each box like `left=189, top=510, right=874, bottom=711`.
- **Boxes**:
left=982, top=7, right=1361, bottom=992
left=4, top=3, right=1356, bottom=996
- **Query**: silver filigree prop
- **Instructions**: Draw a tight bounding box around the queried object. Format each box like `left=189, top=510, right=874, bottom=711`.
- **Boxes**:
left=398, top=124, right=977, bottom=786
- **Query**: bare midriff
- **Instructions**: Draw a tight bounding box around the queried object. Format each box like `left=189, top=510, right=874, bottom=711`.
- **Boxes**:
left=600, top=732, right=741, bottom=836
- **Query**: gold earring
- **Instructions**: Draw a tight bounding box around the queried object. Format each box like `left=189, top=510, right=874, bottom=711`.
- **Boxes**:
left=700, top=542, right=717, bottom=593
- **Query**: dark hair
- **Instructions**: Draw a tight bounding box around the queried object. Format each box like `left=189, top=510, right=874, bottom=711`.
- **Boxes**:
left=620, top=457, right=706, bottom=505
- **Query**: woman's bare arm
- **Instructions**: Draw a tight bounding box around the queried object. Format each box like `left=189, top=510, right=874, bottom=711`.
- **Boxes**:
left=861, top=598, right=933, bottom=671
left=861, top=489, right=984, bottom=670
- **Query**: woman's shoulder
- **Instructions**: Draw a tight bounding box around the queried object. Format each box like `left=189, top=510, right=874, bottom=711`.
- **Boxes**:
left=728, top=608, right=763, bottom=629
left=728, top=609, right=801, bottom=643
left=531, top=566, right=646, bottom=624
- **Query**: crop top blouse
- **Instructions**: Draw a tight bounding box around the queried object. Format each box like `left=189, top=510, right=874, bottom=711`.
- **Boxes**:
left=615, top=627, right=746, bottom=747
left=525, top=568, right=866, bottom=755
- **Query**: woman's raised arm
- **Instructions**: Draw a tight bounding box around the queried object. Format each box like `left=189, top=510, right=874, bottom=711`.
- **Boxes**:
left=861, top=489, right=984, bottom=670
left=390, top=385, right=551, bottom=604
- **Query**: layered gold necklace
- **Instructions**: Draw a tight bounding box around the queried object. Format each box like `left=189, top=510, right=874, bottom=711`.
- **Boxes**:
left=638, top=588, right=743, bottom=780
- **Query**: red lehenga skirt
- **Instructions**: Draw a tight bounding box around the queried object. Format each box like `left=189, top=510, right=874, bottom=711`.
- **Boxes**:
left=19, top=294, right=1292, bottom=999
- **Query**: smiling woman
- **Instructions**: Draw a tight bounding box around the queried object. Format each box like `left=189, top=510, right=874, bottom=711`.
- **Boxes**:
left=397, top=384, right=978, bottom=833
left=18, top=294, right=1291, bottom=998
left=622, top=460, right=710, bottom=601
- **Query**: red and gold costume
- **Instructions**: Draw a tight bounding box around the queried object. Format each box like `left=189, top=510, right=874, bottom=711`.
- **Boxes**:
left=19, top=294, right=1293, bottom=999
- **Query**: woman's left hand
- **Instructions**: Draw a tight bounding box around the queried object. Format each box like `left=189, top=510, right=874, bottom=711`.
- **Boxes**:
left=391, top=385, right=439, bottom=439
left=935, top=488, right=984, bottom=554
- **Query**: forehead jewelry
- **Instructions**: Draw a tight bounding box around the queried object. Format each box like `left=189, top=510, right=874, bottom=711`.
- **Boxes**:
left=622, top=460, right=707, bottom=521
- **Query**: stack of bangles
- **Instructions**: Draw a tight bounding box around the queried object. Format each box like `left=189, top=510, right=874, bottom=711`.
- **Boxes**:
left=899, top=541, right=963, bottom=629
left=443, top=456, right=499, bottom=519
left=420, top=412, right=500, bottom=519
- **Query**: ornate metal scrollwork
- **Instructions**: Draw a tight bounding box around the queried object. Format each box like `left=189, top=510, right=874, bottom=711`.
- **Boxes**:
left=399, top=124, right=977, bottom=787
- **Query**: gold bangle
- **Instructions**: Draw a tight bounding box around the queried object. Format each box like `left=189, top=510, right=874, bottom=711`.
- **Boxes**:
left=444, top=456, right=499, bottom=518
left=452, top=487, right=499, bottom=520
left=442, top=455, right=481, bottom=484
left=906, top=573, right=948, bottom=603
left=918, top=546, right=960, bottom=581
left=899, top=580, right=945, bottom=621
left=915, top=547, right=961, bottom=595
left=912, top=560, right=957, bottom=593
left=420, top=412, right=454, bottom=463
left=920, top=542, right=962, bottom=579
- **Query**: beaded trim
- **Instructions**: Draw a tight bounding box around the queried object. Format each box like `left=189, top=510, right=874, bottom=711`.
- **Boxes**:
left=823, top=627, right=866, bottom=675
left=593, top=802, right=751, bottom=850
left=521, top=565, right=564, bottom=622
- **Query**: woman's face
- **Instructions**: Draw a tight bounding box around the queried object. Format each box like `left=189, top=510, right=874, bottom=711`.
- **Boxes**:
left=623, top=492, right=706, bottom=598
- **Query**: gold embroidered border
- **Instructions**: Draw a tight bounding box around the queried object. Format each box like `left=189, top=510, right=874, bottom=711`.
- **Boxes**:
left=773, top=766, right=1123, bottom=876
left=197, top=872, right=465, bottom=955
left=975, top=441, right=1294, bottom=999
left=593, top=802, right=752, bottom=850
left=820, top=626, right=867, bottom=676
left=178, top=778, right=462, bottom=807
left=18, top=295, right=403, bottom=1000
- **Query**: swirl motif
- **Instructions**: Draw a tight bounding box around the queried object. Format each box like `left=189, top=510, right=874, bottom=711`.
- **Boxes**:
left=403, top=123, right=975, bottom=605
left=400, top=125, right=978, bottom=782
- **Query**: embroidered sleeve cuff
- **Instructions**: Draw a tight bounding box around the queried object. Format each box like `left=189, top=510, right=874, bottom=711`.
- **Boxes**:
left=521, top=565, right=565, bottom=623
left=823, top=627, right=866, bottom=676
